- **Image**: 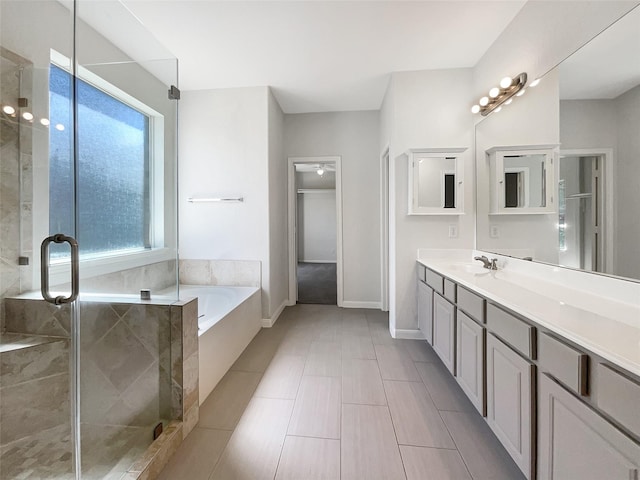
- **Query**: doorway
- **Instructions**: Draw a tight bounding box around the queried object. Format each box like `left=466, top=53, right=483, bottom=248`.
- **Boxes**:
left=558, top=151, right=611, bottom=273
left=380, top=147, right=389, bottom=312
left=288, top=156, right=343, bottom=306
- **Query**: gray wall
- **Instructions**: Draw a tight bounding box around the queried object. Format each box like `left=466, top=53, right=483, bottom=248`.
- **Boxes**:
left=284, top=111, right=381, bottom=306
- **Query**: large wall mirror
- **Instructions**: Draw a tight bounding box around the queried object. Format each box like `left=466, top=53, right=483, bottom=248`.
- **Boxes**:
left=475, top=5, right=640, bottom=282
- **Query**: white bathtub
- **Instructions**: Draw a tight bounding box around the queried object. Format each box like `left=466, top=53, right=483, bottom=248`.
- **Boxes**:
left=179, top=285, right=262, bottom=405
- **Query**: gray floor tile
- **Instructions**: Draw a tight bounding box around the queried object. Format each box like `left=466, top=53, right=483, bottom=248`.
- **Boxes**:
left=198, top=371, right=262, bottom=430
left=342, top=358, right=387, bottom=405
left=440, top=410, right=525, bottom=480
left=254, top=354, right=305, bottom=400
left=157, top=428, right=231, bottom=480
left=384, top=380, right=455, bottom=449
left=341, top=335, right=376, bottom=359
left=230, top=333, right=280, bottom=373
left=401, top=339, right=440, bottom=363
left=275, top=333, right=313, bottom=357
left=288, top=376, right=341, bottom=439
left=340, top=317, right=371, bottom=337
left=304, top=342, right=342, bottom=377
left=400, top=445, right=472, bottom=480
left=341, top=404, right=406, bottom=480
left=275, top=436, right=340, bottom=480
left=415, top=361, right=475, bottom=412
left=375, top=344, right=421, bottom=381
left=369, top=321, right=399, bottom=345
left=210, top=397, right=294, bottom=480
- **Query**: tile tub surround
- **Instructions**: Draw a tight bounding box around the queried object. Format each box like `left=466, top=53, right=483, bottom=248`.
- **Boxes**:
left=159, top=305, right=523, bottom=480
left=179, top=259, right=261, bottom=287
left=416, top=249, right=640, bottom=377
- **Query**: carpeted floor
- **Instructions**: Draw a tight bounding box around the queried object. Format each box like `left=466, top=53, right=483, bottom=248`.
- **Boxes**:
left=297, top=262, right=337, bottom=305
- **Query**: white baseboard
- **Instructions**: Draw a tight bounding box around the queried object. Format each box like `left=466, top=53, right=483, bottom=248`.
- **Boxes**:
left=392, top=328, right=425, bottom=340
left=261, top=299, right=288, bottom=328
left=299, top=260, right=337, bottom=264
left=341, top=301, right=382, bottom=310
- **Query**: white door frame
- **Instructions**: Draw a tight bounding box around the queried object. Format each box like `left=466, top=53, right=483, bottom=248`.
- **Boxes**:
left=288, top=156, right=343, bottom=306
left=380, top=146, right=390, bottom=312
left=559, top=148, right=613, bottom=274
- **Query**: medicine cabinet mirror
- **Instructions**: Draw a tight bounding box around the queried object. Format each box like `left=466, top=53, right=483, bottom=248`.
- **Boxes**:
left=487, top=146, right=557, bottom=214
left=408, top=148, right=466, bottom=215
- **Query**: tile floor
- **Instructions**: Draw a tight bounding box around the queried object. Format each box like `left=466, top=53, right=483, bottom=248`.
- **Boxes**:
left=159, top=304, right=525, bottom=480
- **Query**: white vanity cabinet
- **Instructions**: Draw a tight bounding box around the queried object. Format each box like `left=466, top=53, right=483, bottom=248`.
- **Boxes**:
left=433, top=293, right=456, bottom=374
left=417, top=279, right=433, bottom=344
left=456, top=311, right=485, bottom=415
left=487, top=332, right=535, bottom=479
left=538, top=374, right=640, bottom=480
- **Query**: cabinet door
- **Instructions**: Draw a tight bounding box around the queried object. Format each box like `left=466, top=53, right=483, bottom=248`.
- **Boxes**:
left=456, top=312, right=485, bottom=415
left=417, top=280, right=433, bottom=344
left=486, top=333, right=534, bottom=479
left=433, top=293, right=455, bottom=374
left=539, top=374, right=640, bottom=480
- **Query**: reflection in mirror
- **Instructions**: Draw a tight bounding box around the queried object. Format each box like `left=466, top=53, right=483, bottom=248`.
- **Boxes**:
left=504, top=154, right=545, bottom=208
left=475, top=5, right=640, bottom=281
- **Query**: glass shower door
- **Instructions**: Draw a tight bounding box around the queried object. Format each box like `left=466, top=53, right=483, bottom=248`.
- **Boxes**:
left=2, top=1, right=179, bottom=478
left=1, top=1, right=77, bottom=478
left=74, top=1, right=179, bottom=478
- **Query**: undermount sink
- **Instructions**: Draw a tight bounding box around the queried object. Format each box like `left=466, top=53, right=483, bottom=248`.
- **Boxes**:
left=447, top=263, right=491, bottom=275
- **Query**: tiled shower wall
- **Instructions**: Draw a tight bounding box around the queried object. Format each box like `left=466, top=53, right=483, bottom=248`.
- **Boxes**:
left=0, top=48, right=34, bottom=331
left=1, top=295, right=198, bottom=478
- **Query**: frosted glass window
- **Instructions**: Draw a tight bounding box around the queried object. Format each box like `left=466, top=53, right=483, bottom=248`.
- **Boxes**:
left=49, top=65, right=150, bottom=258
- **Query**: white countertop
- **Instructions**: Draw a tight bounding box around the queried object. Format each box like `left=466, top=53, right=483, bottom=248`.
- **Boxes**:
left=417, top=252, right=640, bottom=378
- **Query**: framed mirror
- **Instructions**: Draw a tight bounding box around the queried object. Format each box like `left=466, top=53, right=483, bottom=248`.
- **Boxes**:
left=475, top=5, right=640, bottom=281
left=407, top=147, right=466, bottom=215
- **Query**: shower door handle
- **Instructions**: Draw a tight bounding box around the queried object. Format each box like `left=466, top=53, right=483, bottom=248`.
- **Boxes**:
left=41, top=234, right=79, bottom=305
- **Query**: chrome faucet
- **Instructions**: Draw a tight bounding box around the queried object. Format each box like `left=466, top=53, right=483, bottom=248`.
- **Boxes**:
left=474, top=256, right=491, bottom=269
left=474, top=256, right=499, bottom=270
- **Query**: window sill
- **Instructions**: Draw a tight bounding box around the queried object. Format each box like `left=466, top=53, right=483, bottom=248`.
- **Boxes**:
left=49, top=248, right=176, bottom=287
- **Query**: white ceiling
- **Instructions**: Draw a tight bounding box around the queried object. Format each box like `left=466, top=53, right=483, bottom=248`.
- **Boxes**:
left=120, top=1, right=526, bottom=113
left=559, top=5, right=640, bottom=100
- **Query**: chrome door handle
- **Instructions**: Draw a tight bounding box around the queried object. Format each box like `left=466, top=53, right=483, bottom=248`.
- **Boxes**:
left=41, top=234, right=79, bottom=305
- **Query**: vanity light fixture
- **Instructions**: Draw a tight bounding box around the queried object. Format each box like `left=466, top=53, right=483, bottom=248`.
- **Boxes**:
left=471, top=72, right=527, bottom=117
left=2, top=105, right=16, bottom=115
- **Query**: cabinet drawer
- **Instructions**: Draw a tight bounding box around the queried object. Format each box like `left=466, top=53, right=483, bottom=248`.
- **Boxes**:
left=444, top=279, right=457, bottom=303
left=426, top=269, right=444, bottom=294
left=486, top=304, right=535, bottom=360
left=596, top=364, right=640, bottom=438
left=457, top=286, right=485, bottom=323
left=539, top=332, right=588, bottom=396
left=417, top=263, right=426, bottom=282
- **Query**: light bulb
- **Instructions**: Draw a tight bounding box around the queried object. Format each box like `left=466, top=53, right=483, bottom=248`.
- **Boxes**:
left=317, top=168, right=324, bottom=176
left=530, top=78, right=541, bottom=87
left=471, top=104, right=480, bottom=114
left=494, top=106, right=502, bottom=113
left=516, top=89, right=526, bottom=97
left=479, top=96, right=489, bottom=107
left=500, top=77, right=512, bottom=89
left=40, top=118, right=50, bottom=126
left=504, top=98, right=513, bottom=105
left=22, top=112, right=33, bottom=121
left=55, top=123, right=65, bottom=131
left=489, top=87, right=500, bottom=98
left=2, top=105, right=16, bottom=115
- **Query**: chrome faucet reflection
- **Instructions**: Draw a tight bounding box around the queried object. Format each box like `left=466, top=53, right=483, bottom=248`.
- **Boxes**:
left=474, top=255, right=499, bottom=270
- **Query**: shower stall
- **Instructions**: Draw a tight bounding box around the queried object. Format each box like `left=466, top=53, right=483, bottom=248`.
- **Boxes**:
left=1, top=1, right=182, bottom=478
